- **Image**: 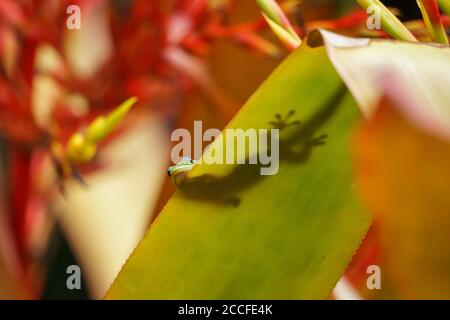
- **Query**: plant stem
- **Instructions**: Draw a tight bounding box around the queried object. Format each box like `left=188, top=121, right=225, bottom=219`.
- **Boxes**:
left=255, top=0, right=302, bottom=49
left=417, top=0, right=449, bottom=44
left=357, top=0, right=418, bottom=42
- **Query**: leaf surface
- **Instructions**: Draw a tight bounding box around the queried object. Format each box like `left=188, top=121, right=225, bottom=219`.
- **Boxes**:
left=106, top=46, right=371, bottom=299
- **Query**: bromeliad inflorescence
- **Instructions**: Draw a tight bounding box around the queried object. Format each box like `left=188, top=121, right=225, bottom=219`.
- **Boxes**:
left=255, top=0, right=449, bottom=50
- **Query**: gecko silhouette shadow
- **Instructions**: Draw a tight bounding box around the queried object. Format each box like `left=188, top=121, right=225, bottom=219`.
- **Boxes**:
left=177, top=86, right=347, bottom=207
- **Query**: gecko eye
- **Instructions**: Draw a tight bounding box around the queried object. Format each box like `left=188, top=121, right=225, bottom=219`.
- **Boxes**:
left=167, top=169, right=172, bottom=177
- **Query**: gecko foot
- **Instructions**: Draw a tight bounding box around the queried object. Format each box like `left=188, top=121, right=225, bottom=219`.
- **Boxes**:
left=269, top=110, right=301, bottom=130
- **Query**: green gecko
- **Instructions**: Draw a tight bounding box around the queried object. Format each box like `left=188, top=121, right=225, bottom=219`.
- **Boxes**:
left=167, top=157, right=198, bottom=187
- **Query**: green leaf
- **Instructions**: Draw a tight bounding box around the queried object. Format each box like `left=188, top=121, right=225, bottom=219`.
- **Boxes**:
left=105, top=46, right=371, bottom=299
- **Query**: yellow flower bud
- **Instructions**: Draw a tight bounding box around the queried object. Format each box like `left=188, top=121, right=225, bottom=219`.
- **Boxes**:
left=77, top=143, right=97, bottom=163
left=67, top=133, right=85, bottom=161
left=86, top=116, right=107, bottom=144
left=63, top=97, right=137, bottom=165
left=67, top=133, right=96, bottom=163
left=86, top=97, right=138, bottom=144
